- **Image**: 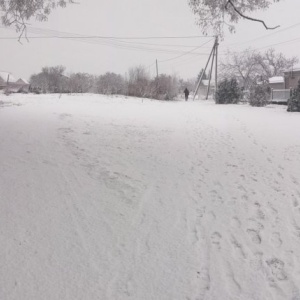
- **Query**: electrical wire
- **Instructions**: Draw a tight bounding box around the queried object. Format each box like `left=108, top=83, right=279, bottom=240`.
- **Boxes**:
left=158, top=39, right=214, bottom=63
left=225, top=21, right=300, bottom=47
left=0, top=25, right=213, bottom=56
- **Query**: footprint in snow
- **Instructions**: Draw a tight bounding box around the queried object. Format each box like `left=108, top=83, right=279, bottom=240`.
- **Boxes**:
left=271, top=232, right=282, bottom=248
left=247, top=229, right=262, bottom=244
left=203, top=211, right=216, bottom=225
left=196, top=268, right=211, bottom=294
left=266, top=258, right=287, bottom=281
left=256, top=208, right=266, bottom=220
left=231, top=235, right=247, bottom=259
left=291, top=176, right=300, bottom=186
left=211, top=232, right=222, bottom=250
left=231, top=216, right=241, bottom=228
left=248, top=218, right=264, bottom=232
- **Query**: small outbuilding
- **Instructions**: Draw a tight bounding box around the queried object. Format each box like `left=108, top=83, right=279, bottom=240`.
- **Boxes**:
left=269, top=76, right=285, bottom=90
left=284, top=68, right=300, bottom=89
left=198, top=79, right=215, bottom=99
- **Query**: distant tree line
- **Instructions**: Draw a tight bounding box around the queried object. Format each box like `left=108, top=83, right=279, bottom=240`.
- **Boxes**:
left=29, top=65, right=195, bottom=100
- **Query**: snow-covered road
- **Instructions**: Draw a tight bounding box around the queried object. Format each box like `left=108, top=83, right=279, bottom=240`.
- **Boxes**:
left=1, top=94, right=300, bottom=299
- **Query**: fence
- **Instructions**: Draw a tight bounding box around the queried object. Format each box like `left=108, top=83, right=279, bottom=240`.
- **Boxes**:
left=271, top=89, right=291, bottom=103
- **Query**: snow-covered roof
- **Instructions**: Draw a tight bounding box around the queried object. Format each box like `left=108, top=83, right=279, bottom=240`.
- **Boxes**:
left=269, top=76, right=284, bottom=84
left=284, top=66, right=300, bottom=74
left=201, top=79, right=215, bottom=86
left=0, top=72, right=17, bottom=83
left=16, top=78, right=29, bottom=85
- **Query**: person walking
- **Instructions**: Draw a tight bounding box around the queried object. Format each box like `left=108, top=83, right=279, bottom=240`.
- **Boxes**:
left=184, top=88, right=189, bottom=101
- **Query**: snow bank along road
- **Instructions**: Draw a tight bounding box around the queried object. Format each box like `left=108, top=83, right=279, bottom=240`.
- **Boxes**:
left=1, top=94, right=300, bottom=300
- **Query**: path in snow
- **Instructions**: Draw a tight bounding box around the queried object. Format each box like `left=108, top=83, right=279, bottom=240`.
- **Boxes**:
left=1, top=94, right=300, bottom=300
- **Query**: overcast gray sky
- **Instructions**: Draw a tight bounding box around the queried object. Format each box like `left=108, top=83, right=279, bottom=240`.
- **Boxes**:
left=1, top=0, right=300, bottom=80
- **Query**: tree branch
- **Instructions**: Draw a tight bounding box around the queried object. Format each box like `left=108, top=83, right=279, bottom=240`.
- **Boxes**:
left=225, top=0, right=280, bottom=30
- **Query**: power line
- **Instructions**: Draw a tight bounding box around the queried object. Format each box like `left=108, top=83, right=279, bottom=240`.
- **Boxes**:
left=0, top=26, right=214, bottom=40
left=0, top=25, right=213, bottom=56
left=0, top=35, right=214, bottom=40
left=0, top=25, right=215, bottom=77
left=158, top=39, right=214, bottom=63
left=0, top=35, right=212, bottom=56
left=221, top=36, right=300, bottom=55
left=224, top=21, right=300, bottom=47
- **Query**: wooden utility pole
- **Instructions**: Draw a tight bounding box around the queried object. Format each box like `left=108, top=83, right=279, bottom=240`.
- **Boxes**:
left=155, top=59, right=159, bottom=97
left=193, top=36, right=219, bottom=101
left=6, top=74, right=10, bottom=94
left=206, top=45, right=216, bottom=100
left=193, top=41, right=216, bottom=101
left=215, top=36, right=219, bottom=102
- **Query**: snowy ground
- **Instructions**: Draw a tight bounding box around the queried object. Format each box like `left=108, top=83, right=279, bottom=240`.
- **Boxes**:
left=1, top=94, right=300, bottom=300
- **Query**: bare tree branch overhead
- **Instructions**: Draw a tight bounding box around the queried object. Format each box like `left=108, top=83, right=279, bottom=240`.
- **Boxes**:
left=0, top=0, right=75, bottom=40
left=189, top=0, right=281, bottom=37
left=225, top=0, right=280, bottom=30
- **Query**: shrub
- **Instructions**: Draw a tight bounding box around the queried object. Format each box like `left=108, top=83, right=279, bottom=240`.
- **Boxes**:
left=215, top=78, right=241, bottom=104
left=249, top=84, right=270, bottom=107
left=150, top=74, right=179, bottom=100
left=287, top=81, right=300, bottom=112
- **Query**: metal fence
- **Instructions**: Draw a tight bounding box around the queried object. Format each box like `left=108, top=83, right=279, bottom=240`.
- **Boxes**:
left=271, top=89, right=291, bottom=103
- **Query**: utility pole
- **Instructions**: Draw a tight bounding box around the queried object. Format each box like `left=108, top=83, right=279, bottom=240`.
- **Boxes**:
left=206, top=44, right=216, bottom=100
left=6, top=74, right=10, bottom=94
left=193, top=41, right=216, bottom=101
left=215, top=36, right=219, bottom=102
left=193, top=36, right=219, bottom=102
left=156, top=59, right=159, bottom=97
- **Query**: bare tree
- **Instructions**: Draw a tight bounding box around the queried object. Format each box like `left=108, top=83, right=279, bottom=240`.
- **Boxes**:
left=69, top=73, right=94, bottom=93
left=220, top=49, right=261, bottom=90
left=127, top=66, right=150, bottom=98
left=30, top=65, right=69, bottom=93
left=30, top=73, right=49, bottom=93
left=96, top=72, right=126, bottom=95
left=255, top=48, right=299, bottom=79
left=188, top=0, right=281, bottom=37
left=151, top=74, right=180, bottom=100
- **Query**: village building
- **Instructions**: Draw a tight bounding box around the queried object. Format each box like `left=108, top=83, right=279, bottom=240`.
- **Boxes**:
left=198, top=79, right=215, bottom=99
left=0, top=71, right=29, bottom=93
left=284, top=68, right=300, bottom=89
left=0, top=72, right=16, bottom=90
left=268, top=76, right=285, bottom=90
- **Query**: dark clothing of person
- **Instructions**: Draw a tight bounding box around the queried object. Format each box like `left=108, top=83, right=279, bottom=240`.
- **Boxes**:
left=184, top=88, right=189, bottom=101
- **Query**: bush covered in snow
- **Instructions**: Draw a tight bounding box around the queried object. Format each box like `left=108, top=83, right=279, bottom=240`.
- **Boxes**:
left=215, top=78, right=241, bottom=104
left=249, top=84, right=270, bottom=107
left=287, top=81, right=300, bottom=112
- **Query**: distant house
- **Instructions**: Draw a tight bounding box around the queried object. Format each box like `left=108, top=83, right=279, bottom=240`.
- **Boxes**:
left=269, top=76, right=285, bottom=90
left=0, top=72, right=17, bottom=90
left=198, top=79, right=215, bottom=99
left=15, top=78, right=30, bottom=93
left=0, top=71, right=29, bottom=93
left=284, top=68, right=300, bottom=89
left=269, top=72, right=300, bottom=103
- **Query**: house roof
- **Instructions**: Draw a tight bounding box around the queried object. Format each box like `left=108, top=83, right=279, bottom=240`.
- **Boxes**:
left=0, top=71, right=17, bottom=83
left=16, top=78, right=29, bottom=85
left=269, top=76, right=284, bottom=84
left=284, top=66, right=300, bottom=73
left=201, top=79, right=215, bottom=87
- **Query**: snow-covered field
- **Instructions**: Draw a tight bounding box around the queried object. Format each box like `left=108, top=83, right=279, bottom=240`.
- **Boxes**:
left=1, top=94, right=300, bottom=300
